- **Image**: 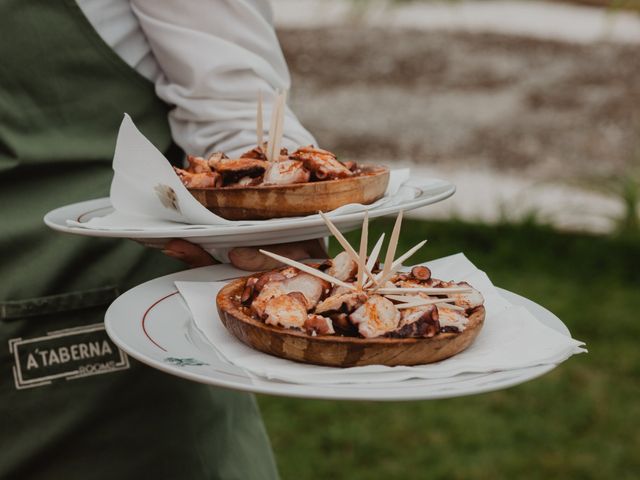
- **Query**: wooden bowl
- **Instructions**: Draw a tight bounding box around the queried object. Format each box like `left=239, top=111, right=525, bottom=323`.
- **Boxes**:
left=188, top=165, right=389, bottom=220
left=216, top=278, right=485, bottom=368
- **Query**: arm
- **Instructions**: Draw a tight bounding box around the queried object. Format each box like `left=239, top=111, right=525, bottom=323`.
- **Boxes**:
left=130, top=0, right=324, bottom=269
left=130, top=0, right=315, bottom=157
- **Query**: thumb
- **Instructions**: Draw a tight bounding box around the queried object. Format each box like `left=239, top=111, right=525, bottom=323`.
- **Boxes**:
left=162, top=239, right=217, bottom=268
left=228, top=239, right=327, bottom=271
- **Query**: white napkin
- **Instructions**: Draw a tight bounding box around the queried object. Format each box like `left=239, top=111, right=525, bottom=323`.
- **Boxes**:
left=176, top=254, right=586, bottom=385
left=66, top=115, right=412, bottom=230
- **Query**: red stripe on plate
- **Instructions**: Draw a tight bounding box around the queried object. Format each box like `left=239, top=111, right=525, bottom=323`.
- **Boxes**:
left=141, top=291, right=180, bottom=352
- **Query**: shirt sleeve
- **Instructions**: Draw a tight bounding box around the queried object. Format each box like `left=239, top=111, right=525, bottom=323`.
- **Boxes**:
left=130, top=0, right=316, bottom=157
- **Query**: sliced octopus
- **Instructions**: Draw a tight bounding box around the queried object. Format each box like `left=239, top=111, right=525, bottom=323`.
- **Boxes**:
left=388, top=304, right=440, bottom=338
left=263, top=160, right=310, bottom=186
left=326, top=251, right=357, bottom=282
left=263, top=293, right=308, bottom=329
left=243, top=260, right=484, bottom=340
left=173, top=167, right=221, bottom=188
left=250, top=271, right=328, bottom=317
left=349, top=295, right=401, bottom=338
left=290, top=146, right=353, bottom=180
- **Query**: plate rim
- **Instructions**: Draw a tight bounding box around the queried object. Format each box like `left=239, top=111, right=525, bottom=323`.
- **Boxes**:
left=44, top=178, right=455, bottom=239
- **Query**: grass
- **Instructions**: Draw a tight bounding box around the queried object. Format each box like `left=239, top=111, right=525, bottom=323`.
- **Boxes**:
left=257, top=219, right=640, bottom=480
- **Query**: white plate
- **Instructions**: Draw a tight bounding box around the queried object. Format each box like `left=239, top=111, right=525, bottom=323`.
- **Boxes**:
left=44, top=178, right=455, bottom=248
left=105, top=264, right=570, bottom=401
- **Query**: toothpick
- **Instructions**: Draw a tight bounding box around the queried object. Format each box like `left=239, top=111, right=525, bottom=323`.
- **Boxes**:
left=257, top=91, right=264, bottom=150
left=319, top=211, right=358, bottom=259
left=258, top=249, right=356, bottom=290
left=366, top=233, right=385, bottom=273
left=375, top=287, right=472, bottom=295
left=356, top=212, right=368, bottom=290
left=266, top=91, right=280, bottom=162
left=381, top=211, right=403, bottom=281
left=386, top=240, right=427, bottom=275
left=271, top=90, right=287, bottom=161
left=318, top=211, right=377, bottom=285
left=383, top=294, right=465, bottom=311
left=436, top=303, right=466, bottom=311
left=363, top=233, right=385, bottom=288
left=383, top=294, right=429, bottom=302
left=395, top=297, right=460, bottom=310
left=373, top=239, right=427, bottom=290
left=268, top=91, right=282, bottom=161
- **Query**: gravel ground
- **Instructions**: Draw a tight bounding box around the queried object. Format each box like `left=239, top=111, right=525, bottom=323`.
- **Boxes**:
left=280, top=28, right=640, bottom=181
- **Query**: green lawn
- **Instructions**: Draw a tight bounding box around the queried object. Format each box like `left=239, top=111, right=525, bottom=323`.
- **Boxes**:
left=258, top=219, right=640, bottom=480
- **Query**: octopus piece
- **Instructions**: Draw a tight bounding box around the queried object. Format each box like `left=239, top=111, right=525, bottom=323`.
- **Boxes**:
left=286, top=291, right=309, bottom=310
left=316, top=292, right=368, bottom=316
left=304, top=314, right=335, bottom=336
left=251, top=271, right=328, bottom=315
left=326, top=251, right=358, bottom=282
left=185, top=155, right=212, bottom=173
left=251, top=281, right=289, bottom=318
left=410, top=266, right=432, bottom=282
left=240, top=146, right=267, bottom=160
left=173, top=167, right=221, bottom=188
left=328, top=312, right=357, bottom=335
left=254, top=271, right=286, bottom=293
left=279, top=267, right=300, bottom=279
left=206, top=152, right=230, bottom=170
left=350, top=295, right=401, bottom=338
left=227, top=176, right=263, bottom=187
left=329, top=283, right=355, bottom=297
left=437, top=305, right=470, bottom=331
left=398, top=298, right=434, bottom=326
left=290, top=146, right=353, bottom=180
left=263, top=160, right=311, bottom=185
left=394, top=278, right=424, bottom=289
left=241, top=146, right=288, bottom=160
left=389, top=305, right=440, bottom=338
left=342, top=160, right=357, bottom=172
left=213, top=158, right=269, bottom=185
left=263, top=293, right=308, bottom=329
left=241, top=277, right=259, bottom=305
left=317, top=259, right=332, bottom=272
left=391, top=272, right=410, bottom=282
left=450, top=282, right=484, bottom=311
left=440, top=325, right=460, bottom=334
left=393, top=272, right=438, bottom=288
left=281, top=273, right=329, bottom=310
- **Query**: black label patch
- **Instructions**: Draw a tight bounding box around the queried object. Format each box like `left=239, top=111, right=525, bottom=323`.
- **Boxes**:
left=9, top=323, right=129, bottom=390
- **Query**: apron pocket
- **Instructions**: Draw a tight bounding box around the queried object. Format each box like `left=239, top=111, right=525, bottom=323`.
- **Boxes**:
left=0, top=286, right=120, bottom=321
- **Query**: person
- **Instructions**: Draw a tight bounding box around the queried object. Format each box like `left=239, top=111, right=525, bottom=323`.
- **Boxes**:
left=0, top=1, right=323, bottom=478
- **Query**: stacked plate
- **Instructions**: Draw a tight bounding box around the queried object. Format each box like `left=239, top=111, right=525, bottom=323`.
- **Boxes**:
left=104, top=262, right=575, bottom=401
left=48, top=177, right=583, bottom=400
left=44, top=177, right=454, bottom=250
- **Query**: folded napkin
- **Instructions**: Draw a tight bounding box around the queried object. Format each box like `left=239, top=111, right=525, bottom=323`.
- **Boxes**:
left=176, top=253, right=586, bottom=385
left=67, top=115, right=411, bottom=230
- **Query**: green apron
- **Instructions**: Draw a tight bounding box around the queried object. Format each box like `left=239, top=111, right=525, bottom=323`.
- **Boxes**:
left=0, top=1, right=278, bottom=478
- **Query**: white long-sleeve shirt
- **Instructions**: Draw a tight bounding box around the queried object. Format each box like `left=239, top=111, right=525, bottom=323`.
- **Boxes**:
left=76, top=0, right=315, bottom=157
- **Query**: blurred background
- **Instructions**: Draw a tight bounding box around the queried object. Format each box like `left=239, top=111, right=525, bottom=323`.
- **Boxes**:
left=257, top=1, right=640, bottom=478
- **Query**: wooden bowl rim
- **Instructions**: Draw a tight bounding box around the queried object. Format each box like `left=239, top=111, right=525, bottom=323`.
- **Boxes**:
left=216, top=277, right=485, bottom=346
left=188, top=164, right=389, bottom=193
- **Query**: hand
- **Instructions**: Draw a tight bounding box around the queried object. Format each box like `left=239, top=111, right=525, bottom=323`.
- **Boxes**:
left=162, top=238, right=328, bottom=271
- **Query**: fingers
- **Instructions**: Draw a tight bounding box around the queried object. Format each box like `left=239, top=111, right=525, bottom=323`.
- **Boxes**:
left=162, top=239, right=217, bottom=268
left=228, top=239, right=328, bottom=271
left=161, top=238, right=328, bottom=271
left=229, top=244, right=308, bottom=271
